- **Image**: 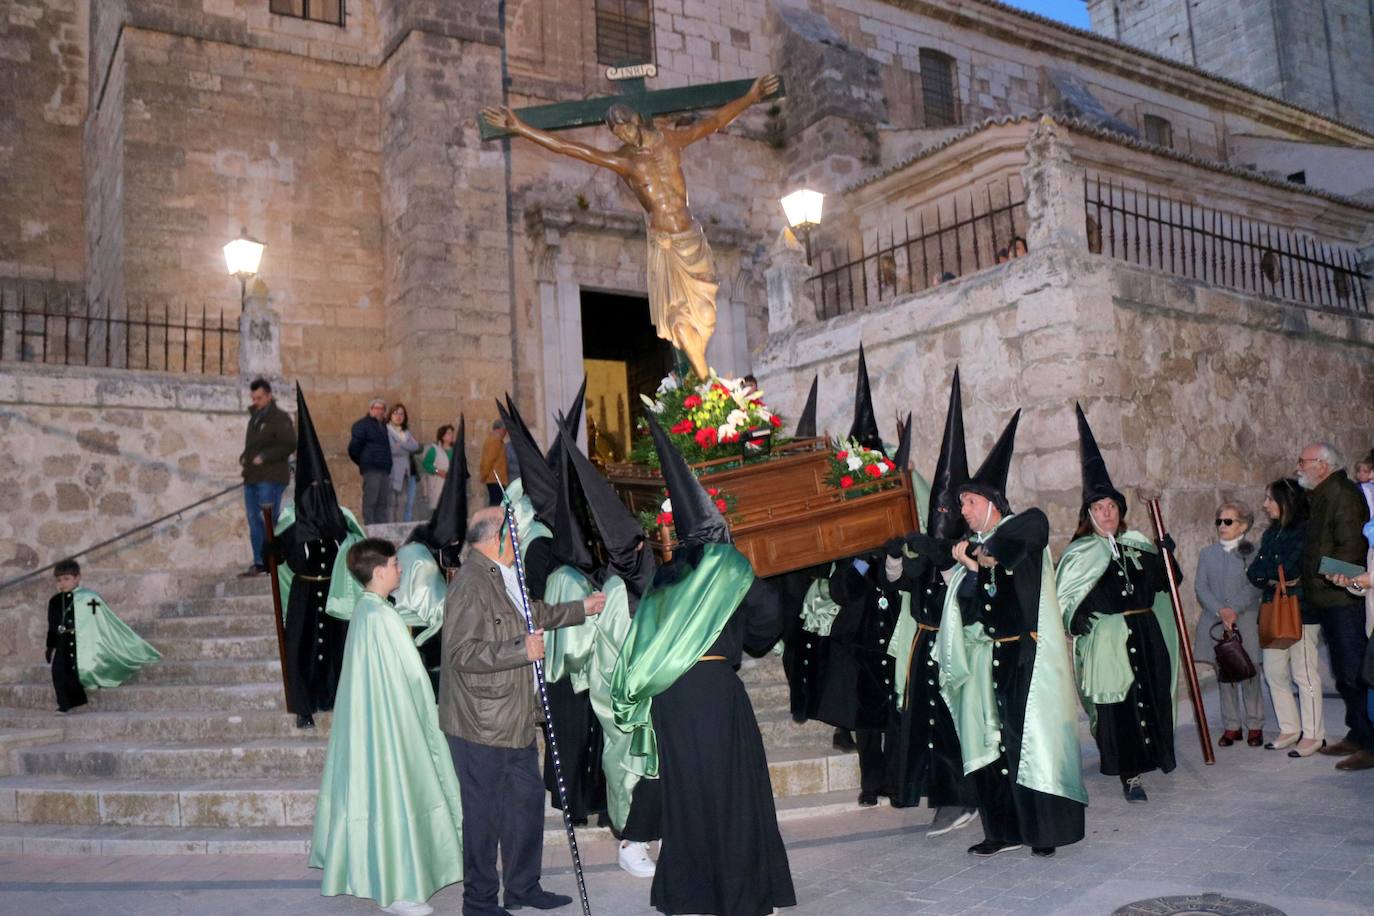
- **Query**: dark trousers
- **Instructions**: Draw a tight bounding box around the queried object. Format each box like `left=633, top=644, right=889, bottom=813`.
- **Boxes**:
left=242, top=481, right=286, bottom=567
left=446, top=733, right=544, bottom=913
left=360, top=469, right=389, bottom=525
left=856, top=728, right=887, bottom=795
left=1319, top=603, right=1374, bottom=751
left=486, top=483, right=503, bottom=506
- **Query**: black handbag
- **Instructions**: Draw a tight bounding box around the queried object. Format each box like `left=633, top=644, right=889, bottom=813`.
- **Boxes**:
left=1210, top=622, right=1258, bottom=683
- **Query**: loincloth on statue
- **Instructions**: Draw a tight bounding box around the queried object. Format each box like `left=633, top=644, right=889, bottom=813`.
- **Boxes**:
left=646, top=221, right=719, bottom=345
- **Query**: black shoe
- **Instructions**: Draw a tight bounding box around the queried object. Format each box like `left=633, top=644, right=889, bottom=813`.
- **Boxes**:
left=596, top=811, right=611, bottom=828
left=857, top=792, right=878, bottom=807
left=968, top=840, right=1023, bottom=857
left=239, top=565, right=267, bottom=578
left=1122, top=775, right=1147, bottom=804
left=1032, top=847, right=1056, bottom=858
left=503, top=889, right=572, bottom=910
left=295, top=714, right=316, bottom=729
left=832, top=729, right=857, bottom=752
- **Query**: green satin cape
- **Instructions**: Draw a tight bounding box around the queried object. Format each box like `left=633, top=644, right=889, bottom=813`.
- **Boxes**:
left=70, top=587, right=160, bottom=689
left=584, top=577, right=646, bottom=832
left=883, top=590, right=918, bottom=708
left=310, top=591, right=464, bottom=906
left=543, top=566, right=596, bottom=690
left=1055, top=532, right=1179, bottom=729
left=610, top=543, right=754, bottom=778
left=504, top=479, right=553, bottom=562
left=273, top=505, right=366, bottom=623
left=935, top=516, right=1087, bottom=805
left=798, top=568, right=840, bottom=637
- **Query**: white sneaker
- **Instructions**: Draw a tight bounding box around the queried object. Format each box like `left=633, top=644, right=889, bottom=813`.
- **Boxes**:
left=618, top=840, right=656, bottom=877
left=381, top=901, right=433, bottom=916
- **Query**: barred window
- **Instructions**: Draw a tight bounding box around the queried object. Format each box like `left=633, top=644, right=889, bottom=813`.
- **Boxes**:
left=1142, top=114, right=1173, bottom=149
left=596, top=0, right=655, bottom=66
left=919, top=49, right=958, bottom=128
left=270, top=0, right=344, bottom=27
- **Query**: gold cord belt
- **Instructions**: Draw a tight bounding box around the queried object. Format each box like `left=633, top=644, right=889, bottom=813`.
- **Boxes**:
left=917, top=623, right=940, bottom=633
left=699, top=655, right=727, bottom=662
left=295, top=573, right=331, bottom=582
left=993, top=632, right=1039, bottom=643
left=1122, top=608, right=1152, bottom=616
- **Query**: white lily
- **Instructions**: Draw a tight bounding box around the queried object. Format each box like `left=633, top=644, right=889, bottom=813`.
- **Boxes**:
left=846, top=455, right=863, bottom=472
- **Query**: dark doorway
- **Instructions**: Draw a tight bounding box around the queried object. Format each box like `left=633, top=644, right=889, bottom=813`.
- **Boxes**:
left=580, top=290, right=673, bottom=463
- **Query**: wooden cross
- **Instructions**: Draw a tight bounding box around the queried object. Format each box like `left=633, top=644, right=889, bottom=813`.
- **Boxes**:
left=479, top=63, right=784, bottom=140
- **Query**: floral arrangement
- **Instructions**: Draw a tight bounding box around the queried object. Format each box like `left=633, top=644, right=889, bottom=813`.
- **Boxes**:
left=825, top=438, right=900, bottom=496
left=637, top=485, right=740, bottom=535
left=630, top=371, right=785, bottom=468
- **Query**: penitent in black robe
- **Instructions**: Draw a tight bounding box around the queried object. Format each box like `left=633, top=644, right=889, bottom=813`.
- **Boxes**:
left=46, top=592, right=87, bottom=712
left=649, top=570, right=796, bottom=916
left=279, top=528, right=349, bottom=717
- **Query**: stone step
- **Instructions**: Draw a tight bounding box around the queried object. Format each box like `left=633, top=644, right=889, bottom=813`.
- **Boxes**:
left=14, top=738, right=326, bottom=780
left=154, top=594, right=275, bottom=619
left=13, top=659, right=287, bottom=688
left=0, top=743, right=856, bottom=829
left=757, top=711, right=838, bottom=749
left=0, top=709, right=330, bottom=742
left=0, top=682, right=288, bottom=713
left=137, top=634, right=281, bottom=661
left=0, top=728, right=67, bottom=777
left=187, top=577, right=276, bottom=599
left=137, top=614, right=277, bottom=639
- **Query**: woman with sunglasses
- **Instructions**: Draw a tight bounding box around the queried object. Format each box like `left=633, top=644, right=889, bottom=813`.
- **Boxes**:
left=1246, top=479, right=1324, bottom=756
left=1195, top=501, right=1266, bottom=746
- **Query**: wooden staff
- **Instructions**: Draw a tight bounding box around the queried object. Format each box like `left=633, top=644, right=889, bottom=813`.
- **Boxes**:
left=261, top=506, right=292, bottom=707
left=1146, top=498, right=1215, bottom=766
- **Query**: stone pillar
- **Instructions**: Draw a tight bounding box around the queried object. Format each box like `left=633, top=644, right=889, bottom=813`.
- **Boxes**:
left=1021, top=116, right=1089, bottom=255
left=237, top=278, right=281, bottom=379
left=764, top=228, right=816, bottom=334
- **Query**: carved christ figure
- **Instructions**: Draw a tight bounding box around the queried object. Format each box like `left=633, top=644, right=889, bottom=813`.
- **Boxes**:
left=482, top=74, right=781, bottom=380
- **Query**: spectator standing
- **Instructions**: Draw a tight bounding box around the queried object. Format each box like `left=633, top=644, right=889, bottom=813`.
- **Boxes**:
left=1246, top=479, right=1325, bottom=756
left=239, top=378, right=296, bottom=576
left=387, top=404, right=420, bottom=524
left=479, top=420, right=509, bottom=506
left=1355, top=449, right=1374, bottom=520
left=348, top=398, right=392, bottom=526
left=1296, top=442, right=1374, bottom=770
left=1194, top=500, right=1266, bottom=747
left=421, top=424, right=455, bottom=514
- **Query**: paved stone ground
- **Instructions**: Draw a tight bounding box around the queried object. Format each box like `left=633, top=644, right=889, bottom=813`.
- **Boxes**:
left=0, top=696, right=1371, bottom=915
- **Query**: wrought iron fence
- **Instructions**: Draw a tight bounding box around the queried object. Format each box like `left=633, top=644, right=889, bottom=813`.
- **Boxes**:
left=1084, top=173, right=1369, bottom=313
left=0, top=290, right=240, bottom=374
left=808, top=176, right=1028, bottom=319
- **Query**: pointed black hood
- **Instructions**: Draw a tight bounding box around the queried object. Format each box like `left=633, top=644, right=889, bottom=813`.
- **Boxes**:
left=545, top=377, right=588, bottom=475
left=497, top=398, right=557, bottom=524
left=847, top=344, right=883, bottom=452
left=959, top=408, right=1020, bottom=517
left=1076, top=402, right=1126, bottom=515
left=927, top=368, right=970, bottom=543
left=551, top=414, right=597, bottom=574
left=557, top=423, right=657, bottom=598
left=794, top=374, right=819, bottom=439
left=646, top=412, right=729, bottom=547
left=893, top=411, right=912, bottom=474
left=292, top=385, right=349, bottom=543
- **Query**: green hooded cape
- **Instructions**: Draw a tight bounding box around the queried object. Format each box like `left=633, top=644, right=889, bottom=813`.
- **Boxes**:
left=70, top=587, right=161, bottom=689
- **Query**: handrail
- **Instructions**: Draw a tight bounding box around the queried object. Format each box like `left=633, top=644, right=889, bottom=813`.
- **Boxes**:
left=0, top=482, right=244, bottom=595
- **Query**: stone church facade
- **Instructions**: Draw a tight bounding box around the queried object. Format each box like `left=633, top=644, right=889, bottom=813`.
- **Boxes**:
left=2, top=0, right=1374, bottom=580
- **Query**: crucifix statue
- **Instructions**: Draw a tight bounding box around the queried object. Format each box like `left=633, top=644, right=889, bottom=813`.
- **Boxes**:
left=481, top=71, right=782, bottom=381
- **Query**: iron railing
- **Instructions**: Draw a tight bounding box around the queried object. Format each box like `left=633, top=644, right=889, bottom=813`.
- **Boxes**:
left=0, top=290, right=240, bottom=374
left=808, top=176, right=1028, bottom=319
left=1084, top=173, right=1369, bottom=313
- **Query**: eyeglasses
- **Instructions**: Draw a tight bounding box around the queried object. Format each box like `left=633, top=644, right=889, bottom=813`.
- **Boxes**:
left=1215, top=518, right=1238, bottom=527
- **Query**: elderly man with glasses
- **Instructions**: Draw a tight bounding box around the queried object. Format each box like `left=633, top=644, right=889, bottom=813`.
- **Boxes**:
left=348, top=397, right=393, bottom=526
left=1297, top=443, right=1374, bottom=771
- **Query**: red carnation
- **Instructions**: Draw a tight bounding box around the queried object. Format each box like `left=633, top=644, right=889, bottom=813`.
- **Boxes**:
left=683, top=394, right=702, bottom=408
left=865, top=463, right=883, bottom=478
left=694, top=427, right=718, bottom=447
left=884, top=459, right=896, bottom=471
left=671, top=418, right=695, bottom=435
left=657, top=511, right=673, bottom=527
left=715, top=498, right=728, bottom=512
left=769, top=414, right=782, bottom=428
left=836, top=450, right=848, bottom=461
left=720, top=430, right=740, bottom=443
left=706, top=487, right=719, bottom=497
left=840, top=475, right=854, bottom=489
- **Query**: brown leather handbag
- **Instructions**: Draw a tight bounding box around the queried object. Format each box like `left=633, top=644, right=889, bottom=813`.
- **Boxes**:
left=1259, top=564, right=1302, bottom=650
left=1210, top=622, right=1257, bottom=683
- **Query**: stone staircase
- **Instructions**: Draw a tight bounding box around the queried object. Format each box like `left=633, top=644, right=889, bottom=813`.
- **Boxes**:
left=0, top=573, right=860, bottom=856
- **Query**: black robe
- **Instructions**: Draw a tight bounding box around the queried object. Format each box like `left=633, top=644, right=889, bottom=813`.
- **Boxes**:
left=278, top=526, right=349, bottom=717
left=958, top=510, right=1086, bottom=849
left=885, top=551, right=978, bottom=809
left=649, top=563, right=796, bottom=916
left=773, top=564, right=830, bottom=722
left=46, top=592, right=87, bottom=712
left=1073, top=544, right=1178, bottom=778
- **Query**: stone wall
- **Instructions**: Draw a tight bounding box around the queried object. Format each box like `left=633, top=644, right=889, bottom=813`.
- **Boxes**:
left=0, top=0, right=87, bottom=287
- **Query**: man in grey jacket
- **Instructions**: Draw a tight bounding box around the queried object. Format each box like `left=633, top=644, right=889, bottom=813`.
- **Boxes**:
left=441, top=506, right=605, bottom=916
left=1297, top=442, right=1374, bottom=771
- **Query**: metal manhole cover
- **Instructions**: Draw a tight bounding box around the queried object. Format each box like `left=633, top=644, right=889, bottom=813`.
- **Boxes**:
left=1113, top=893, right=1286, bottom=916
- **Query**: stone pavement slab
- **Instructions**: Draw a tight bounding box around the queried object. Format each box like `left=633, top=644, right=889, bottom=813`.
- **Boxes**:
left=0, top=698, right=1370, bottom=915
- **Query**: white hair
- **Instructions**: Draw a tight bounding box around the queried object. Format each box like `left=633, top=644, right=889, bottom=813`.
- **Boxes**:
left=1314, top=442, right=1344, bottom=470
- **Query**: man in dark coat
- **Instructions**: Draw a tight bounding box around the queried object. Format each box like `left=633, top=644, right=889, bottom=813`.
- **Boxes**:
left=347, top=397, right=392, bottom=525
left=240, top=377, right=295, bottom=576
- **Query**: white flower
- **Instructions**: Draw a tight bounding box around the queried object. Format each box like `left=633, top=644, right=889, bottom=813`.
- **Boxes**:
left=873, top=463, right=888, bottom=476
left=726, top=409, right=751, bottom=428
left=640, top=393, right=666, bottom=414
left=846, top=455, right=863, bottom=472
left=660, top=497, right=673, bottom=513
left=656, top=374, right=679, bottom=394
left=717, top=423, right=738, bottom=440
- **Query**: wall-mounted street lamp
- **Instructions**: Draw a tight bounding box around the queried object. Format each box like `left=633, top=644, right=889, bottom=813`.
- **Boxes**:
left=223, top=228, right=265, bottom=309
left=781, top=189, right=824, bottom=266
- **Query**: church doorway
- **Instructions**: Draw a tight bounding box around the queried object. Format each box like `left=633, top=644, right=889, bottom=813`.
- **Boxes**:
left=579, top=289, right=673, bottom=464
